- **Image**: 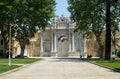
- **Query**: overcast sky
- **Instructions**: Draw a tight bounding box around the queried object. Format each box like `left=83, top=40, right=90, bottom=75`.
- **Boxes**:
left=55, top=0, right=70, bottom=17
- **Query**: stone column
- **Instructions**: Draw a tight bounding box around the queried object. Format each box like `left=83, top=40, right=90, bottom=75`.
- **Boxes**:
left=72, top=32, right=75, bottom=52
left=69, top=30, right=72, bottom=52
left=53, top=33, right=55, bottom=52
left=40, top=32, right=43, bottom=56
left=84, top=37, right=87, bottom=53
left=54, top=33, right=57, bottom=52
left=51, top=32, right=54, bottom=52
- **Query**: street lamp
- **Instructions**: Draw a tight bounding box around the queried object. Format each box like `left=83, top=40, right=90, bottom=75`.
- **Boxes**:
left=9, top=23, right=18, bottom=66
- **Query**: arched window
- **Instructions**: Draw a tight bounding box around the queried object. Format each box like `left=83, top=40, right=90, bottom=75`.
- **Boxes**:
left=58, top=35, right=68, bottom=42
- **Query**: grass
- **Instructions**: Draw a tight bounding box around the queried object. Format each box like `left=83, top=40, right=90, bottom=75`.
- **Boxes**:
left=0, top=58, right=43, bottom=65
left=0, top=65, right=20, bottom=73
left=0, top=58, right=43, bottom=74
left=84, top=58, right=120, bottom=71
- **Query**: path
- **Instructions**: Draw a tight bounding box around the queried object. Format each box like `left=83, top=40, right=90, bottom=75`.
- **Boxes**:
left=0, top=57, right=120, bottom=79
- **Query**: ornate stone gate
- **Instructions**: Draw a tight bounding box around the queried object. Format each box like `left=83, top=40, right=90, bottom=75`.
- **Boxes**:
left=40, top=15, right=86, bottom=57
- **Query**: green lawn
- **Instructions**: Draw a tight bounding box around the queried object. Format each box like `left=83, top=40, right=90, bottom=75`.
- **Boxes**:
left=0, top=58, right=43, bottom=64
left=84, top=58, right=120, bottom=71
left=0, top=58, right=43, bottom=74
left=0, top=65, right=20, bottom=74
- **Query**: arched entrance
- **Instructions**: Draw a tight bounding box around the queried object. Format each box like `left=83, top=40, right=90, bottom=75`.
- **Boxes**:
left=57, top=35, right=69, bottom=57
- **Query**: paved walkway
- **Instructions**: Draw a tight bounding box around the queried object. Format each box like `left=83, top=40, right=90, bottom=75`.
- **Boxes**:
left=0, top=57, right=120, bottom=79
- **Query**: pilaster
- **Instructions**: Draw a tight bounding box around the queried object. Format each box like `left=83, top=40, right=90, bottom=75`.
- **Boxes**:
left=40, top=32, right=43, bottom=56
left=54, top=33, right=57, bottom=52
left=51, top=32, right=54, bottom=52
left=72, top=32, right=75, bottom=52
left=69, top=30, right=72, bottom=52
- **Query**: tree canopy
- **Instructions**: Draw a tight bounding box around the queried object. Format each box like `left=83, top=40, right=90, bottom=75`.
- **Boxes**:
left=67, top=0, right=120, bottom=58
left=0, top=0, right=56, bottom=58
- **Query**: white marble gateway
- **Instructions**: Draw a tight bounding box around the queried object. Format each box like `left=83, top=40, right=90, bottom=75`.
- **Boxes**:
left=40, top=15, right=87, bottom=57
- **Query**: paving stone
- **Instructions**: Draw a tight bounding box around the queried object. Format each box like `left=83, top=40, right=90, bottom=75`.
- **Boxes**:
left=0, top=58, right=120, bottom=79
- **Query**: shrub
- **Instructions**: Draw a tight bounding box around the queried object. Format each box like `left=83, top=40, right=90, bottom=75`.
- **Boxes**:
left=87, top=54, right=92, bottom=58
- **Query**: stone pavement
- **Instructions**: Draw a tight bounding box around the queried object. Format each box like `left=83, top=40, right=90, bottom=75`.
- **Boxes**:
left=0, top=57, right=120, bottom=79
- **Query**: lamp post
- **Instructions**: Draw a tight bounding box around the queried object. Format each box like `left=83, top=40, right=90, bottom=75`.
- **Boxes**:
left=9, top=24, right=18, bottom=66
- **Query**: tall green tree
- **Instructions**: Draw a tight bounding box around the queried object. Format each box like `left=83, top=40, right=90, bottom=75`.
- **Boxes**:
left=12, top=0, right=56, bottom=58
left=68, top=0, right=120, bottom=59
left=105, top=0, right=120, bottom=60
left=68, top=0, right=106, bottom=58
left=111, top=1, right=120, bottom=54
left=0, top=0, right=56, bottom=58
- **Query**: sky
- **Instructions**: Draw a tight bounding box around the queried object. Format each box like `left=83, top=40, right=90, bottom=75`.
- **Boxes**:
left=55, top=0, right=70, bottom=17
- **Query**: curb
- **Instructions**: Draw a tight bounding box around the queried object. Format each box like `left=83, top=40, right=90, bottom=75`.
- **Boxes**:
left=87, top=61, right=120, bottom=72
left=0, top=65, right=25, bottom=76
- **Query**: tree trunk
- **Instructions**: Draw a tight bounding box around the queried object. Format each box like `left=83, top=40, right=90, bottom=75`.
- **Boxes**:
left=2, top=36, right=8, bottom=58
left=20, top=40, right=25, bottom=58
left=96, top=36, right=104, bottom=58
left=3, top=42, right=7, bottom=57
left=98, top=44, right=104, bottom=58
left=111, top=33, right=117, bottom=55
left=105, top=0, right=111, bottom=60
left=20, top=45, right=25, bottom=58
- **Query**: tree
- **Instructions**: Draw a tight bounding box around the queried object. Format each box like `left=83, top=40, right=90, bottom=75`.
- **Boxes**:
left=111, top=1, right=120, bottom=55
left=0, top=0, right=15, bottom=57
left=105, top=0, right=120, bottom=60
left=68, top=0, right=106, bottom=58
left=12, top=0, right=56, bottom=58
left=0, top=0, right=56, bottom=58
left=68, top=0, right=120, bottom=60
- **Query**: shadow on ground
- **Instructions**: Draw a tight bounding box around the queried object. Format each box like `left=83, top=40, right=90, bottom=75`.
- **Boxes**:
left=113, top=68, right=120, bottom=73
left=50, top=57, right=120, bottom=73
left=50, top=57, right=84, bottom=62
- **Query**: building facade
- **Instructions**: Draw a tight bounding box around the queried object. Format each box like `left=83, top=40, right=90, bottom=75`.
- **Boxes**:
left=40, top=15, right=86, bottom=57
left=1, top=18, right=120, bottom=58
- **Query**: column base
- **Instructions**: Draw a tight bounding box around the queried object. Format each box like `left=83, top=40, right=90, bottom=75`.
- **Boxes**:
left=69, top=51, right=75, bottom=52
left=68, top=51, right=72, bottom=52
left=40, top=51, right=43, bottom=57
left=68, top=52, right=80, bottom=57
left=51, top=50, right=57, bottom=52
